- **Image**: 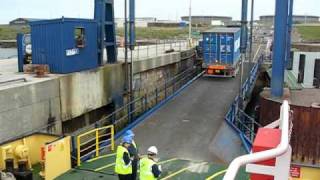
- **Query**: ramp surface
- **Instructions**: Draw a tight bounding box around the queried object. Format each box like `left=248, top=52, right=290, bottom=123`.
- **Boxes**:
left=133, top=71, right=248, bottom=163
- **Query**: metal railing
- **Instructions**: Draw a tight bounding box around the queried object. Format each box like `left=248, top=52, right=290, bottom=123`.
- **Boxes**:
left=71, top=64, right=202, bottom=162
left=223, top=101, right=291, bottom=180
left=76, top=125, right=115, bottom=166
left=117, top=39, right=190, bottom=61
left=225, top=55, right=264, bottom=152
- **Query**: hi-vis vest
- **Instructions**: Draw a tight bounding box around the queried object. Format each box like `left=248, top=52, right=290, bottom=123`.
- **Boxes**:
left=115, top=146, right=132, bottom=175
left=140, top=157, right=157, bottom=180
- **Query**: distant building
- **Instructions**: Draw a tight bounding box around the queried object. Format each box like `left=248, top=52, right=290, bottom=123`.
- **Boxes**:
left=181, top=16, right=232, bottom=26
left=9, top=18, right=44, bottom=26
left=259, top=15, right=320, bottom=24
left=225, top=21, right=241, bottom=27
left=115, top=17, right=157, bottom=28
left=148, top=20, right=185, bottom=28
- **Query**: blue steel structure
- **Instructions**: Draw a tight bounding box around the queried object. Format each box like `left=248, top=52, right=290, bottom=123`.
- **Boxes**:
left=225, top=55, right=264, bottom=152
left=94, top=0, right=117, bottom=64
left=129, top=0, right=136, bottom=50
left=30, top=18, right=98, bottom=73
left=240, top=0, right=248, bottom=53
left=271, top=0, right=290, bottom=97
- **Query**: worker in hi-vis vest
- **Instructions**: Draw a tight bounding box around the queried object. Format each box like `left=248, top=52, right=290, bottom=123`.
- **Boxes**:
left=139, top=146, right=162, bottom=180
left=115, top=136, right=133, bottom=180
left=124, top=130, right=139, bottom=180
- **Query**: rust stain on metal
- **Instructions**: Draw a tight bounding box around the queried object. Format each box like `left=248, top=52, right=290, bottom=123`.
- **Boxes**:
left=259, top=93, right=320, bottom=165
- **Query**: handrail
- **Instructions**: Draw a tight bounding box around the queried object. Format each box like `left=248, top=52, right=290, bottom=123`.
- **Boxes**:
left=223, top=100, right=290, bottom=180
left=76, top=125, right=115, bottom=166
left=224, top=55, right=264, bottom=150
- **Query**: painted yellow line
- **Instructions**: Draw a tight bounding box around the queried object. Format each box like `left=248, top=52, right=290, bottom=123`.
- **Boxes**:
left=87, top=153, right=116, bottom=162
left=160, top=167, right=190, bottom=180
left=158, top=158, right=178, bottom=165
left=160, top=162, right=207, bottom=180
left=94, top=157, right=178, bottom=172
left=205, top=169, right=227, bottom=180
left=94, top=163, right=116, bottom=172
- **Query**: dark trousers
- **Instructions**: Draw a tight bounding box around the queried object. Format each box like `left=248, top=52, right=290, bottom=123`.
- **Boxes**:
left=118, top=174, right=132, bottom=180
left=132, top=159, right=138, bottom=180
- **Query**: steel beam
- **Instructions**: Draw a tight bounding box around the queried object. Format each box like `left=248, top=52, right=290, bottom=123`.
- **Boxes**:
left=129, top=0, right=135, bottom=50
left=94, top=0, right=117, bottom=64
left=240, top=0, right=248, bottom=53
left=271, top=0, right=290, bottom=97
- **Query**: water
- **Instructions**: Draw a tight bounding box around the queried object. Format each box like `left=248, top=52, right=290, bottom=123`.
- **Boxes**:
left=0, top=48, right=17, bottom=60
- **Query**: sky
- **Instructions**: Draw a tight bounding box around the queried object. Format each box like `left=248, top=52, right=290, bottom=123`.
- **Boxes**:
left=0, top=0, right=319, bottom=24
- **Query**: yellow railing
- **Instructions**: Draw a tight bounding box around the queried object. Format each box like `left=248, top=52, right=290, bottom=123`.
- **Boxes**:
left=77, top=125, right=115, bottom=166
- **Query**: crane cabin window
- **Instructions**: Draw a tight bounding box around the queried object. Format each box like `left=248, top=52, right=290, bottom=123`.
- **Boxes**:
left=75, top=27, right=85, bottom=48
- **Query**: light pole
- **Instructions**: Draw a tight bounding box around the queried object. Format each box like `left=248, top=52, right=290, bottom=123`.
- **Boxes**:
left=249, top=0, right=254, bottom=69
left=189, top=0, right=192, bottom=41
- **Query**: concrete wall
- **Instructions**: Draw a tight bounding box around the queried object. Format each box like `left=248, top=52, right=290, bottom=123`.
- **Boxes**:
left=133, top=52, right=182, bottom=74
left=132, top=55, right=195, bottom=112
left=0, top=63, right=124, bottom=143
left=0, top=79, right=62, bottom=142
left=60, top=64, right=124, bottom=121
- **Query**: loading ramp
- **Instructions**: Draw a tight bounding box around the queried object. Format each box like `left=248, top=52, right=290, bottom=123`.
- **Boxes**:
left=133, top=77, right=245, bottom=163
left=57, top=153, right=248, bottom=180
left=57, top=62, right=254, bottom=180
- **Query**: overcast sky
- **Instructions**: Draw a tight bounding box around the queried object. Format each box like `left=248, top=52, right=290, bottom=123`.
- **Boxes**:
left=0, top=0, right=319, bottom=24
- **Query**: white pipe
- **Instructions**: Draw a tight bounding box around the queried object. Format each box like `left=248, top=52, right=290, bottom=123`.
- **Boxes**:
left=223, top=101, right=290, bottom=180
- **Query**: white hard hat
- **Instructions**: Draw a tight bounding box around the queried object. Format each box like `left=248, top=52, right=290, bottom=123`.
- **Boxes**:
left=147, top=146, right=158, bottom=155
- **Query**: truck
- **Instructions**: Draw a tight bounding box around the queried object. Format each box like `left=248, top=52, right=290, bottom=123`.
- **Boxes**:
left=201, top=27, right=241, bottom=77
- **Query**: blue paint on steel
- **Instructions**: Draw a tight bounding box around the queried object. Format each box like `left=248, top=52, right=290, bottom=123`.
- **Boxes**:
left=30, top=18, right=98, bottom=74
left=224, top=56, right=264, bottom=153
left=271, top=0, right=290, bottom=97
left=16, top=33, right=25, bottom=72
left=202, top=28, right=241, bottom=66
left=94, top=0, right=104, bottom=65
left=129, top=0, right=135, bottom=50
left=240, top=0, right=248, bottom=53
left=240, top=133, right=252, bottom=153
left=94, top=0, right=117, bottom=64
left=286, top=0, right=294, bottom=68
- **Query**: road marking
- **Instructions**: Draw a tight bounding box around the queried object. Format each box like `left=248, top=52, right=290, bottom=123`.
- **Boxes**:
left=158, top=158, right=178, bottom=165
left=160, top=167, right=190, bottom=180
left=160, top=162, right=207, bottom=180
left=94, top=163, right=115, bottom=172
left=87, top=153, right=116, bottom=163
left=93, top=157, right=178, bottom=172
left=205, top=169, right=227, bottom=180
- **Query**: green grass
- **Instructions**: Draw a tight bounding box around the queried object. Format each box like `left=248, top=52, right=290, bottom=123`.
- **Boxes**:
left=0, top=25, right=189, bottom=40
left=296, top=26, right=320, bottom=41
left=117, top=27, right=189, bottom=40
left=0, top=25, right=30, bottom=40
